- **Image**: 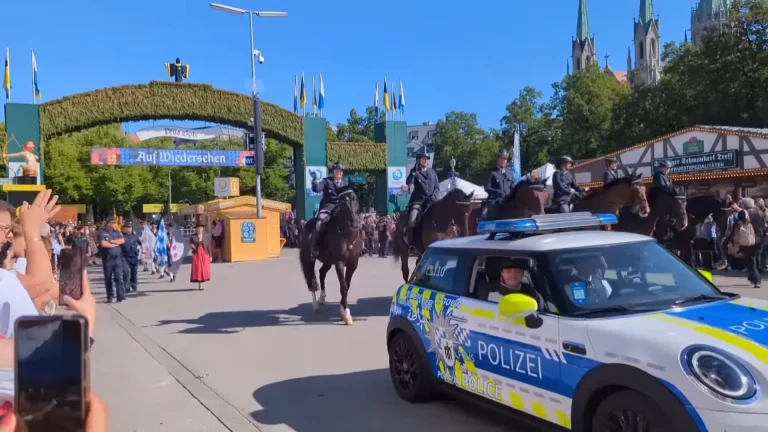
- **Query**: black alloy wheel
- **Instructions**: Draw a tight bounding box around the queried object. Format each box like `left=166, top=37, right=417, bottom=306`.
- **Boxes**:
left=388, top=332, right=432, bottom=402
left=592, top=389, right=671, bottom=432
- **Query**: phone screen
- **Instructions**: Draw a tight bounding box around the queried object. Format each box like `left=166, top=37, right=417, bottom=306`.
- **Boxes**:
left=59, top=248, right=84, bottom=305
left=15, top=317, right=87, bottom=432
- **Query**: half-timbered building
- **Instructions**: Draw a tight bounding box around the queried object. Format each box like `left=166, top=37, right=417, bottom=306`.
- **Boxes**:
left=571, top=126, right=768, bottom=198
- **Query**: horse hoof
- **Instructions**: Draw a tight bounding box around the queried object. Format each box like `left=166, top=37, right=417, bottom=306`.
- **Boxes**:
left=312, top=301, right=320, bottom=312
left=318, top=292, right=327, bottom=306
left=344, top=316, right=354, bottom=326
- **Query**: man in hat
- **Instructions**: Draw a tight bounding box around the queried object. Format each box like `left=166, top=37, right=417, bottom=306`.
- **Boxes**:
left=120, top=224, right=141, bottom=293
left=552, top=156, right=583, bottom=213
left=602, top=156, right=623, bottom=186
left=97, top=216, right=126, bottom=303
left=482, top=149, right=518, bottom=220
left=402, top=150, right=439, bottom=248
left=309, top=161, right=348, bottom=258
left=653, top=160, right=673, bottom=188
left=477, top=257, right=543, bottom=305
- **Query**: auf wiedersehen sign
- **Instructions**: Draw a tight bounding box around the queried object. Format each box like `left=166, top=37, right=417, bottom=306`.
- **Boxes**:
left=90, top=148, right=255, bottom=167
left=652, top=150, right=738, bottom=174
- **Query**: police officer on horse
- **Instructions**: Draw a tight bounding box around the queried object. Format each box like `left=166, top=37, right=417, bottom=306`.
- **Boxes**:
left=603, top=156, right=622, bottom=186
left=653, top=160, right=673, bottom=188
left=403, top=150, right=439, bottom=247
left=309, top=161, right=348, bottom=258
left=552, top=155, right=584, bottom=213
left=481, top=149, right=518, bottom=220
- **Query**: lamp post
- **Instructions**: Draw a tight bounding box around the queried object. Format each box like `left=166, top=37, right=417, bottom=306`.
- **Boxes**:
left=209, top=3, right=288, bottom=218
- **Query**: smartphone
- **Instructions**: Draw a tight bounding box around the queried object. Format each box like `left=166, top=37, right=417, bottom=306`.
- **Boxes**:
left=14, top=315, right=89, bottom=432
left=58, top=248, right=85, bottom=305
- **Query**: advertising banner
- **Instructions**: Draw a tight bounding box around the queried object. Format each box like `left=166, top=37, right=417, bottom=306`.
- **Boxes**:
left=241, top=222, right=256, bottom=243
left=90, top=148, right=255, bottom=167
left=135, top=126, right=244, bottom=142
left=387, top=166, right=407, bottom=195
left=305, top=166, right=327, bottom=197
left=652, top=150, right=738, bottom=174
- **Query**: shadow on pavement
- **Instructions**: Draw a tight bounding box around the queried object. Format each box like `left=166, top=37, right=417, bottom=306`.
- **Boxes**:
left=153, top=296, right=393, bottom=334
left=250, top=369, right=512, bottom=432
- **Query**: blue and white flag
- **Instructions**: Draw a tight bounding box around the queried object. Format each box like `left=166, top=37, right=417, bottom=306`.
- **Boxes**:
left=32, top=51, right=41, bottom=101
left=318, top=73, right=325, bottom=114
left=513, top=125, right=522, bottom=179
left=155, top=219, right=169, bottom=267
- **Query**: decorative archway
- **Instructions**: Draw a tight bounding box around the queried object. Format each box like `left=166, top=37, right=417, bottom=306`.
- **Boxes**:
left=39, top=81, right=304, bottom=147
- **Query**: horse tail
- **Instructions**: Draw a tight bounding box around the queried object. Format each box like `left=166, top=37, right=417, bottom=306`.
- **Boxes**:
left=299, top=222, right=319, bottom=292
left=392, top=219, right=402, bottom=263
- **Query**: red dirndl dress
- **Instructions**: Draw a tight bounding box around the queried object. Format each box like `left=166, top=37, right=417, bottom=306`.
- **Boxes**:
left=190, top=237, right=212, bottom=283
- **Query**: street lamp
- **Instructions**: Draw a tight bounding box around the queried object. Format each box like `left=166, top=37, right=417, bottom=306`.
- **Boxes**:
left=209, top=2, right=288, bottom=219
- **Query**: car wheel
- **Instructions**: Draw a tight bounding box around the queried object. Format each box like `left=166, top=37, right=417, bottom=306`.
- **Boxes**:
left=591, top=389, right=672, bottom=432
left=388, top=332, right=433, bottom=402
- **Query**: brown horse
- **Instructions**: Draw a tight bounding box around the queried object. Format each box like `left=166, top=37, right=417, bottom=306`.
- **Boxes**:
left=573, top=176, right=651, bottom=216
left=615, top=186, right=687, bottom=236
left=392, top=188, right=475, bottom=282
left=299, top=187, right=363, bottom=325
left=468, top=177, right=550, bottom=234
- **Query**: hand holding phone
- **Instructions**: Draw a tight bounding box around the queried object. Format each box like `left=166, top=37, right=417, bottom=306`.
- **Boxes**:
left=58, top=249, right=85, bottom=306
left=14, top=315, right=89, bottom=432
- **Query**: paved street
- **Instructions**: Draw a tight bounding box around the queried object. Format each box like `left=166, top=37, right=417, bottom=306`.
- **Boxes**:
left=89, top=250, right=514, bottom=432
left=88, top=249, right=768, bottom=432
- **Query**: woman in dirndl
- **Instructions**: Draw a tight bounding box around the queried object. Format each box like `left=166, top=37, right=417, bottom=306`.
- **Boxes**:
left=190, top=223, right=212, bottom=290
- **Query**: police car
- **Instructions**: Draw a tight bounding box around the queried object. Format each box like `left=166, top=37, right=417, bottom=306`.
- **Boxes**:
left=386, top=212, right=768, bottom=432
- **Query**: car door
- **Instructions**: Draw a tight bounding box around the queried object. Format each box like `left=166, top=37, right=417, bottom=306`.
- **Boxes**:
left=459, top=254, right=572, bottom=429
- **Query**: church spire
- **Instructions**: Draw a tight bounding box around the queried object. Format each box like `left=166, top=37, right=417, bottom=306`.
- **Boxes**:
left=576, top=0, right=591, bottom=43
left=640, top=0, right=655, bottom=28
left=627, top=46, right=632, bottom=72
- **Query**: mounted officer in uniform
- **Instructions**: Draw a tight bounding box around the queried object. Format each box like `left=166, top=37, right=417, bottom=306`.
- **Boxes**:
left=653, top=160, right=673, bottom=188
left=309, top=161, right=348, bottom=258
left=481, top=149, right=518, bottom=220
left=552, top=155, right=584, bottom=213
left=602, top=156, right=622, bottom=185
left=402, top=150, right=439, bottom=248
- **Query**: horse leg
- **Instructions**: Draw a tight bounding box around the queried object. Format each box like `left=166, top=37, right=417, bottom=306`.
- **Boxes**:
left=342, top=256, right=359, bottom=326
left=317, top=262, right=332, bottom=308
left=333, top=261, right=353, bottom=325
left=400, top=244, right=410, bottom=283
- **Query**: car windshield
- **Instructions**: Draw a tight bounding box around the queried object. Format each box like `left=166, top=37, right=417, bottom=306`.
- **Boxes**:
left=545, top=240, right=726, bottom=314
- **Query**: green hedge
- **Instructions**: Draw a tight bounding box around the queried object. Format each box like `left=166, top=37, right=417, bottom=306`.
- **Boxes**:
left=39, top=81, right=304, bottom=147
left=327, top=141, right=387, bottom=170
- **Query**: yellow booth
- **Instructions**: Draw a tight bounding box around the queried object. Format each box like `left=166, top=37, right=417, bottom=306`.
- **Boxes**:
left=180, top=196, right=290, bottom=262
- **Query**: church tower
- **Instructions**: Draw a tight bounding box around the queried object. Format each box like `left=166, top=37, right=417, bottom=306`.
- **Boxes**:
left=633, top=0, right=661, bottom=85
left=691, top=0, right=730, bottom=45
left=572, top=0, right=596, bottom=73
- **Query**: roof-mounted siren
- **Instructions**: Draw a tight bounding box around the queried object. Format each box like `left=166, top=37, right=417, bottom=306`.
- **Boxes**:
left=477, top=212, right=619, bottom=238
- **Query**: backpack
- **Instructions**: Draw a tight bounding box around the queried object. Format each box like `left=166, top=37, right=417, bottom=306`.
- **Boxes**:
left=733, top=210, right=756, bottom=248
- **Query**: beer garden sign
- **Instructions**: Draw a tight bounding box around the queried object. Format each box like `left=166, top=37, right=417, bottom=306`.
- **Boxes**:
left=652, top=150, right=739, bottom=174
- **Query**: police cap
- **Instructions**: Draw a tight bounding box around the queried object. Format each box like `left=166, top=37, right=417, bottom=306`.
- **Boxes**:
left=658, top=160, right=671, bottom=168
left=331, top=161, right=345, bottom=171
left=499, top=257, right=529, bottom=270
left=604, top=156, right=617, bottom=164
left=498, top=149, right=510, bottom=159
left=105, top=215, right=116, bottom=223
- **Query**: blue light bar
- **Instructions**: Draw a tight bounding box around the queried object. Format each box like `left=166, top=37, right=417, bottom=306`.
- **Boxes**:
left=477, top=212, right=619, bottom=234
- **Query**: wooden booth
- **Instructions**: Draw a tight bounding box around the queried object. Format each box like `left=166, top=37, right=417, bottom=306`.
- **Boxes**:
left=179, top=196, right=290, bottom=262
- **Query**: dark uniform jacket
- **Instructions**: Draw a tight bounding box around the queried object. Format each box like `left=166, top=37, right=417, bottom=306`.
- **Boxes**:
left=552, top=170, right=582, bottom=205
left=120, top=232, right=141, bottom=263
left=652, top=171, right=672, bottom=188
left=602, top=169, right=622, bottom=185
left=312, top=177, right=349, bottom=207
left=378, top=220, right=391, bottom=239
left=97, top=229, right=124, bottom=259
left=485, top=166, right=515, bottom=202
left=362, top=222, right=375, bottom=237
left=406, top=167, right=440, bottom=205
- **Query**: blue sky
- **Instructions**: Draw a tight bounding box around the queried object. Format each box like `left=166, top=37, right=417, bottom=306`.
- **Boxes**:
left=1, top=0, right=693, bottom=133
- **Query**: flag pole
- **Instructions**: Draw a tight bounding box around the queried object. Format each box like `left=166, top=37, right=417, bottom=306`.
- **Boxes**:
left=6, top=48, right=10, bottom=103
left=31, top=51, right=35, bottom=104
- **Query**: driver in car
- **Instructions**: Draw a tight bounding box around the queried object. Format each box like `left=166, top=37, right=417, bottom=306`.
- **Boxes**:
left=481, top=258, right=543, bottom=305
left=564, top=255, right=612, bottom=306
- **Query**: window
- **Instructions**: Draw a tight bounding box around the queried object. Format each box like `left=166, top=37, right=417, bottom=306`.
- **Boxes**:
left=638, top=43, right=645, bottom=60
left=544, top=241, right=722, bottom=316
left=410, top=249, right=472, bottom=296
left=576, top=58, right=581, bottom=71
left=470, top=255, right=535, bottom=302
left=408, top=131, right=419, bottom=141
left=426, top=130, right=435, bottom=140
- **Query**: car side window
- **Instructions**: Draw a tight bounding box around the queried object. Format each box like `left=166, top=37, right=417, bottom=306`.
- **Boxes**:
left=469, top=255, right=558, bottom=313
left=410, top=249, right=471, bottom=296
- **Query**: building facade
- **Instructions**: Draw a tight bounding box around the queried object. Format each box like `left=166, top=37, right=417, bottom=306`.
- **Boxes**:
left=571, top=126, right=768, bottom=198
left=691, top=0, right=731, bottom=45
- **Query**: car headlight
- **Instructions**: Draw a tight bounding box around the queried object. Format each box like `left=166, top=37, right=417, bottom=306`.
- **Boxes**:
left=681, top=345, right=758, bottom=403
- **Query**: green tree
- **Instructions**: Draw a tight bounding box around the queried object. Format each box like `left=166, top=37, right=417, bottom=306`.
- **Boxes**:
left=333, top=106, right=384, bottom=142
left=500, top=86, right=562, bottom=171
left=433, top=111, right=502, bottom=185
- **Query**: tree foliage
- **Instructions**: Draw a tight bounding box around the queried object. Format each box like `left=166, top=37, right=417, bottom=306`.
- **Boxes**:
left=43, top=124, right=294, bottom=217
left=433, top=111, right=502, bottom=185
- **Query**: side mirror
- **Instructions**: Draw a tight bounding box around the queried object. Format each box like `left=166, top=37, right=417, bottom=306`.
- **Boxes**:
left=498, top=293, right=538, bottom=318
left=698, top=269, right=713, bottom=283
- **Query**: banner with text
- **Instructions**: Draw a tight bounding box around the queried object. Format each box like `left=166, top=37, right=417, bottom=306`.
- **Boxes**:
left=135, top=126, right=245, bottom=142
left=387, top=166, right=407, bottom=195
left=90, top=148, right=255, bottom=167
left=652, top=150, right=738, bottom=174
